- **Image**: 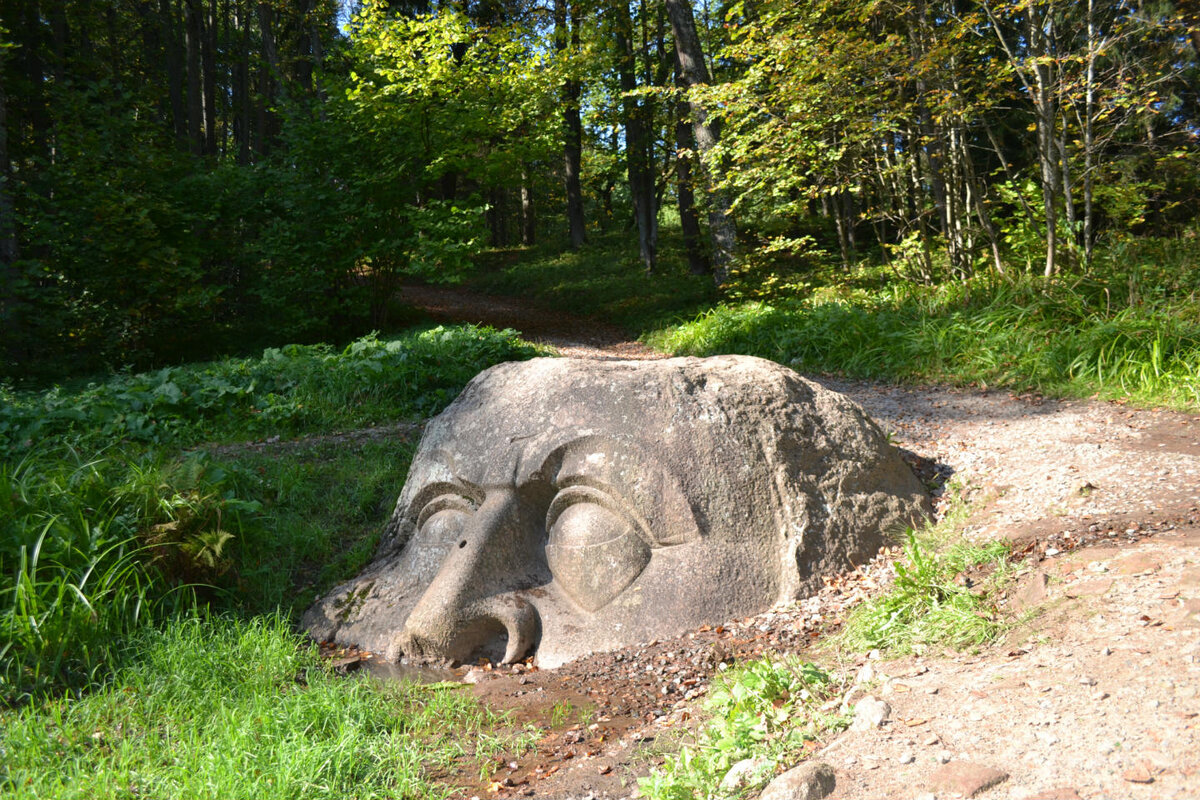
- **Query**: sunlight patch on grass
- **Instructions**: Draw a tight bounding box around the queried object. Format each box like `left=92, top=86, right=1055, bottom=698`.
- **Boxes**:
left=0, top=615, right=537, bottom=800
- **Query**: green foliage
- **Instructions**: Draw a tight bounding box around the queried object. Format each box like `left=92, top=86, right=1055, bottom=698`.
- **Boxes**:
left=0, top=326, right=544, bottom=456
left=0, top=614, right=536, bottom=799
left=0, top=447, right=255, bottom=703
left=467, top=229, right=719, bottom=333
left=639, top=658, right=846, bottom=800
left=648, top=262, right=1200, bottom=410
left=1, top=324, right=538, bottom=702
left=839, top=531, right=1011, bottom=655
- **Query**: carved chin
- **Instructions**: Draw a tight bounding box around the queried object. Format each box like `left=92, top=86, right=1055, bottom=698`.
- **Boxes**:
left=545, top=534, right=651, bottom=613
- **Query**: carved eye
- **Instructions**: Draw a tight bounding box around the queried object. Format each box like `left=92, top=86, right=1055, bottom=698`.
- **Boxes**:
left=545, top=486, right=650, bottom=612
left=417, top=495, right=475, bottom=544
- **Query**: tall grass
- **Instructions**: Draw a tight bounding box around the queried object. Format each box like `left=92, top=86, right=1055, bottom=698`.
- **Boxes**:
left=1, top=323, right=540, bottom=702
left=838, top=531, right=1012, bottom=655
left=648, top=274, right=1200, bottom=408
left=0, top=447, right=262, bottom=703
left=0, top=615, right=535, bottom=799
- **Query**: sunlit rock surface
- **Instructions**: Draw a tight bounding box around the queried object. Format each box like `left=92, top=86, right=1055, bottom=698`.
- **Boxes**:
left=304, top=356, right=931, bottom=668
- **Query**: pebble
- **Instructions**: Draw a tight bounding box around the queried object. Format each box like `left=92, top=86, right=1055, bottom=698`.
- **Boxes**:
left=851, top=696, right=892, bottom=730
left=899, top=752, right=915, bottom=764
left=938, top=750, right=952, bottom=764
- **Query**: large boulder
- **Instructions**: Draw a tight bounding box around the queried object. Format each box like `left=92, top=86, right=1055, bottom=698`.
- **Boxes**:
left=304, top=356, right=930, bottom=668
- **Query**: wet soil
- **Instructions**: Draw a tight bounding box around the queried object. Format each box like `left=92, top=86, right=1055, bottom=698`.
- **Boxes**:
left=335, top=286, right=1200, bottom=800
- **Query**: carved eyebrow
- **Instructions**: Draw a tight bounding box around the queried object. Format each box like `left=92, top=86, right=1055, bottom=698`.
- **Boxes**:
left=546, top=480, right=659, bottom=548
left=542, top=436, right=700, bottom=547
left=406, top=480, right=483, bottom=524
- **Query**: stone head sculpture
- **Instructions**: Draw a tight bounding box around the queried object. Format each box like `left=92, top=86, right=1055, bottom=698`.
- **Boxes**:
left=304, top=356, right=930, bottom=668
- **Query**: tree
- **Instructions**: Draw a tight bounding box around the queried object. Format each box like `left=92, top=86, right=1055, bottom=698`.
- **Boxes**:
left=665, top=0, right=736, bottom=284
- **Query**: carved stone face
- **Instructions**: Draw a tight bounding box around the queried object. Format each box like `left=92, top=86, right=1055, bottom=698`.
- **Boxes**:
left=304, top=356, right=930, bottom=668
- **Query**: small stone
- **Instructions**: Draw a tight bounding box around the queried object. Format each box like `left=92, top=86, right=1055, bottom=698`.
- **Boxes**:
left=1101, top=647, right=1112, bottom=656
left=718, top=758, right=773, bottom=795
left=1023, top=789, right=1082, bottom=800
left=1079, top=675, right=1097, bottom=686
left=938, top=751, right=952, bottom=764
left=1122, top=764, right=1155, bottom=784
left=758, top=761, right=836, bottom=800
left=1011, top=571, right=1050, bottom=612
left=856, top=663, right=877, bottom=684
left=927, top=762, right=1009, bottom=798
left=1093, top=690, right=1109, bottom=701
left=899, top=752, right=916, bottom=765
left=923, top=735, right=940, bottom=746
left=851, top=696, right=892, bottom=730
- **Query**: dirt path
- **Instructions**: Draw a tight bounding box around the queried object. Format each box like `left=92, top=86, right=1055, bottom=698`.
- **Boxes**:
left=389, top=286, right=1200, bottom=800
left=400, top=284, right=667, bottom=360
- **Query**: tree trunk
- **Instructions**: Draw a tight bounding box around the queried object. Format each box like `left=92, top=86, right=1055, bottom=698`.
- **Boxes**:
left=161, top=0, right=188, bottom=147
left=234, top=0, right=251, bottom=163
left=615, top=0, right=656, bottom=272
left=0, top=67, right=17, bottom=268
left=202, top=0, right=218, bottom=156
left=555, top=0, right=586, bottom=248
left=521, top=163, right=536, bottom=246
left=674, top=65, right=707, bottom=275
left=664, top=0, right=736, bottom=284
left=185, top=0, right=204, bottom=155
left=256, top=2, right=279, bottom=157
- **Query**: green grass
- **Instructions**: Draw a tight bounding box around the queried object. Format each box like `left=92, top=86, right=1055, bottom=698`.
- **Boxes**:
left=0, top=614, right=537, bottom=799
left=2, top=321, right=549, bottom=798
left=465, top=229, right=718, bottom=333
left=838, top=520, right=1013, bottom=656
left=1, top=324, right=541, bottom=697
left=638, top=657, right=846, bottom=800
left=647, top=273, right=1200, bottom=410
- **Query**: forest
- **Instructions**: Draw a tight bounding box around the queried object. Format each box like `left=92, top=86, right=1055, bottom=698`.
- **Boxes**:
left=1, top=2, right=1199, bottom=798
left=2, top=0, right=1197, bottom=382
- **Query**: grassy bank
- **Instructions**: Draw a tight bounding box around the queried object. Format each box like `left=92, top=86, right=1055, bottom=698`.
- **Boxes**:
left=1, top=324, right=544, bottom=797
left=647, top=276, right=1200, bottom=409
left=1, top=615, right=535, bottom=800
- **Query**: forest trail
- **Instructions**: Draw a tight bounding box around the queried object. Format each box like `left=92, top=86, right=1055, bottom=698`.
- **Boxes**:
left=399, top=285, right=667, bottom=360
left=382, top=286, right=1200, bottom=800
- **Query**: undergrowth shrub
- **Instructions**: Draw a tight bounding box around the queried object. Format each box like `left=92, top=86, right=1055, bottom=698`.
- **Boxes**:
left=639, top=658, right=846, bottom=800
left=0, top=448, right=261, bottom=703
left=0, top=324, right=544, bottom=456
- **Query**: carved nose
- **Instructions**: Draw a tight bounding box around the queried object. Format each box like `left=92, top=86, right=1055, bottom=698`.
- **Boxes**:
left=392, top=490, right=543, bottom=665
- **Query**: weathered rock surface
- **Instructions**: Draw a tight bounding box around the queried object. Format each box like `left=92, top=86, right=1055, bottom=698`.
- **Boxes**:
left=304, top=356, right=931, bottom=667
left=927, top=762, right=1009, bottom=797
left=757, top=761, right=836, bottom=800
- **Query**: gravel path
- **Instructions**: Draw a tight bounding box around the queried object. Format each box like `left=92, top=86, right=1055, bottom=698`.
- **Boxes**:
left=386, top=286, right=1200, bottom=800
